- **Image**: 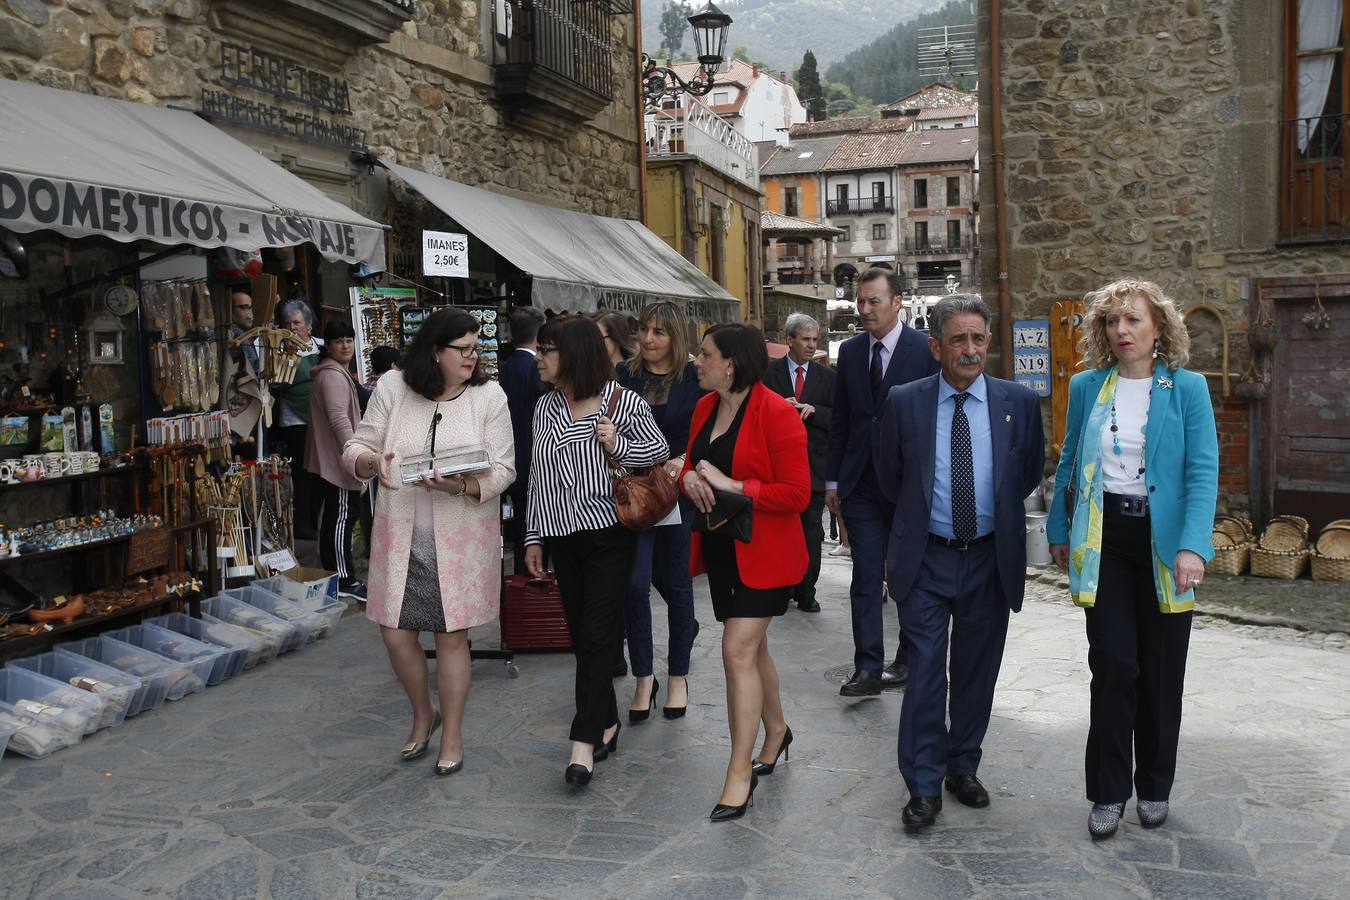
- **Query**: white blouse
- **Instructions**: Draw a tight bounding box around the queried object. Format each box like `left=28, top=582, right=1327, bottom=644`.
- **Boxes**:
left=1102, top=375, right=1151, bottom=496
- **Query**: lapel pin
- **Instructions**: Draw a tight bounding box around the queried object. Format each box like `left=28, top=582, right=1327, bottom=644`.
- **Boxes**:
left=1005, top=414, right=1011, bottom=422
left=1157, top=376, right=1174, bottom=390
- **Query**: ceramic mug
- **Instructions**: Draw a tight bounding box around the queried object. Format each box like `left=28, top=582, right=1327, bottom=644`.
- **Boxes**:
left=0, top=461, right=13, bottom=484
left=65, top=453, right=83, bottom=475
left=22, top=455, right=44, bottom=480
left=83, top=451, right=100, bottom=471
left=43, top=452, right=69, bottom=478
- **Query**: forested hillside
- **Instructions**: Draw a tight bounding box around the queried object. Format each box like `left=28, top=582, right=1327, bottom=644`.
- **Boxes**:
left=823, top=1, right=976, bottom=105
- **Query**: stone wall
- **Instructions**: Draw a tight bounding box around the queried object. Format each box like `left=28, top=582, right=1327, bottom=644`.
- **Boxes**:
left=0, top=0, right=642, bottom=218
left=977, top=0, right=1349, bottom=516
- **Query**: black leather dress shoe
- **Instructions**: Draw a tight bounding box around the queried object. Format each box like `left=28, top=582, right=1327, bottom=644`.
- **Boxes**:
left=839, top=672, right=882, bottom=697
left=880, top=662, right=908, bottom=689
left=902, top=795, right=942, bottom=828
left=796, top=598, right=821, bottom=613
left=944, top=773, right=990, bottom=808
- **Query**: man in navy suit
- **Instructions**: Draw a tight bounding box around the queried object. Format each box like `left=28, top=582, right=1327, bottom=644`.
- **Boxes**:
left=876, top=294, right=1045, bottom=829
left=826, top=267, right=940, bottom=697
left=501, top=306, right=546, bottom=574
left=765, top=313, right=836, bottom=613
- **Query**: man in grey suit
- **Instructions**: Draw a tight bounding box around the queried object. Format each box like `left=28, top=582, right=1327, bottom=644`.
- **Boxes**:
left=876, top=294, right=1045, bottom=829
left=765, top=313, right=836, bottom=612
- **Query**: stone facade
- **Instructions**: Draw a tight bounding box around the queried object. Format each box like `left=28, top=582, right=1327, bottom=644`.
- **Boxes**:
left=977, top=0, right=1348, bottom=517
left=0, top=0, right=642, bottom=219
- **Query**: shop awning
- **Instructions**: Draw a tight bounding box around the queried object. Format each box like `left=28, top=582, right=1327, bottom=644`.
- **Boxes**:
left=386, top=162, right=741, bottom=320
left=0, top=80, right=384, bottom=265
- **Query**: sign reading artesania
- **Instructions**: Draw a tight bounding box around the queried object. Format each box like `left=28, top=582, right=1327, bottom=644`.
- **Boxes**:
left=0, top=170, right=382, bottom=264
left=422, top=231, right=469, bottom=278
left=201, top=42, right=363, bottom=149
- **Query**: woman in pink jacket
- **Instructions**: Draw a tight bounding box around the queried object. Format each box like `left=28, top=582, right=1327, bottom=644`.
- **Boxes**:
left=343, top=309, right=515, bottom=776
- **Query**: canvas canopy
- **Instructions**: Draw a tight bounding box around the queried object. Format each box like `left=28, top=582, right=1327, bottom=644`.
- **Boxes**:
left=0, top=80, right=384, bottom=265
left=386, top=162, right=741, bottom=320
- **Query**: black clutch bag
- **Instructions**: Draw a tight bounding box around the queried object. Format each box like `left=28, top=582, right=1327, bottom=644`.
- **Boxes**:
left=691, top=490, right=753, bottom=543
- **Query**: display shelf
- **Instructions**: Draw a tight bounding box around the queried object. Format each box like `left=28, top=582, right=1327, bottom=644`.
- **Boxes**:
left=0, top=465, right=135, bottom=492
left=0, top=590, right=201, bottom=661
left=0, top=518, right=209, bottom=571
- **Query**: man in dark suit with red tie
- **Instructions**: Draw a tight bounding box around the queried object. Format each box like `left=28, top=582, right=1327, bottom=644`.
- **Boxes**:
left=765, top=313, right=836, bottom=613
left=876, top=294, right=1045, bottom=829
left=827, top=267, right=940, bottom=698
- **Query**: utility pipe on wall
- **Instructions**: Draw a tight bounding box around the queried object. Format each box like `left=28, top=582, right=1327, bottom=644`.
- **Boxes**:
left=989, top=0, right=1013, bottom=379
left=634, top=2, right=649, bottom=224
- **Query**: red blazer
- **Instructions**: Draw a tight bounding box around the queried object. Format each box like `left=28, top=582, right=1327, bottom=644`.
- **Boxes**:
left=681, top=383, right=811, bottom=590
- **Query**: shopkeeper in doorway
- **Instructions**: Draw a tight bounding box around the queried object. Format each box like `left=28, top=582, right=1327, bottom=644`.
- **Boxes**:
left=273, top=298, right=323, bottom=542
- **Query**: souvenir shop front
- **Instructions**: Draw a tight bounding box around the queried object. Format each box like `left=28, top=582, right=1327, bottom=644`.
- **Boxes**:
left=347, top=163, right=742, bottom=384
left=0, top=78, right=384, bottom=716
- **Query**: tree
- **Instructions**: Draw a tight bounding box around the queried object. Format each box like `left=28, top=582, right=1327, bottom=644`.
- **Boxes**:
left=658, top=1, right=690, bottom=60
left=795, top=50, right=827, bottom=121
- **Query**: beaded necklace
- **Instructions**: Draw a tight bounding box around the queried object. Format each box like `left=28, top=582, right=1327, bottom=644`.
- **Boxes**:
left=1109, top=380, right=1151, bottom=479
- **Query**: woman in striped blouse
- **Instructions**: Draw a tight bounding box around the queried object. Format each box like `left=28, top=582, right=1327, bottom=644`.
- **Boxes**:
left=524, top=315, right=669, bottom=787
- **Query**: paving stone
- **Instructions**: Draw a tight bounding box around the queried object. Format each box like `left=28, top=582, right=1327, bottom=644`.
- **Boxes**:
left=244, top=825, right=354, bottom=859
left=353, top=873, right=446, bottom=900
left=201, top=805, right=305, bottom=836
left=269, top=852, right=356, bottom=900
left=880, top=855, right=974, bottom=898
left=174, top=853, right=258, bottom=899
left=628, top=874, right=750, bottom=900
left=1179, top=837, right=1258, bottom=875
left=957, top=851, right=1095, bottom=887
left=1139, top=867, right=1269, bottom=900
left=373, top=834, right=517, bottom=882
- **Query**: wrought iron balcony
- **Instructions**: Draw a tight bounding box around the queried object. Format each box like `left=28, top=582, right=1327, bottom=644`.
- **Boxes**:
left=494, top=0, right=618, bottom=125
left=904, top=237, right=976, bottom=254
left=1280, top=113, right=1348, bottom=244
left=826, top=196, right=895, bottom=215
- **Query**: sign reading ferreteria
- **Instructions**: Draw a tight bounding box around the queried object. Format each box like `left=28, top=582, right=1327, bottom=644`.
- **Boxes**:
left=200, top=42, right=364, bottom=150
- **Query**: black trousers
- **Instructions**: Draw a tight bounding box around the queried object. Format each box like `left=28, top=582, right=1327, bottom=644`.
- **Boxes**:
left=316, top=477, right=360, bottom=583
left=793, top=490, right=826, bottom=605
left=1084, top=506, right=1193, bottom=804
left=508, top=487, right=528, bottom=575
left=548, top=524, right=637, bottom=745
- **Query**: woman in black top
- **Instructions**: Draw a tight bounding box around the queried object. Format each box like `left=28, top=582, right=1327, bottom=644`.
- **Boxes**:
left=617, top=301, right=706, bottom=722
left=524, top=316, right=668, bottom=787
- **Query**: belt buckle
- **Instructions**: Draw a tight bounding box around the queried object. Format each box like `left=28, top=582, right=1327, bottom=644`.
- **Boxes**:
left=1120, top=496, right=1148, bottom=518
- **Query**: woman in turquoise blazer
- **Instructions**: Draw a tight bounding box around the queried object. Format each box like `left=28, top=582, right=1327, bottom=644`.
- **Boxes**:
left=1048, top=279, right=1218, bottom=841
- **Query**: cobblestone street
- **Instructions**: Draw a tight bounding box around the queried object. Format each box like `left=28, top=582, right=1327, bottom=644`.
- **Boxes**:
left=3, top=554, right=1348, bottom=899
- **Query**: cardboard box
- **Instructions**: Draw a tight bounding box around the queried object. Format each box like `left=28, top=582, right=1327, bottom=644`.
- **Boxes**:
left=272, top=568, right=339, bottom=605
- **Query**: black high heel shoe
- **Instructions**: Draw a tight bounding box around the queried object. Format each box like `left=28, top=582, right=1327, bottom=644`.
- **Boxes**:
left=710, top=773, right=758, bottom=821
left=593, top=721, right=621, bottom=762
left=629, top=677, right=659, bottom=723
left=751, top=726, right=793, bottom=776
left=662, top=677, right=689, bottom=719
left=564, top=763, right=593, bottom=786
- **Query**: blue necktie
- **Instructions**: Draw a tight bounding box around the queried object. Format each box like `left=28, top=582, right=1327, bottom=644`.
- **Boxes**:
left=951, top=393, right=977, bottom=541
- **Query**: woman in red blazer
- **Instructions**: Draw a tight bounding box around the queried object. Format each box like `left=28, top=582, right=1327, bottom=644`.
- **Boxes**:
left=680, top=324, right=811, bottom=821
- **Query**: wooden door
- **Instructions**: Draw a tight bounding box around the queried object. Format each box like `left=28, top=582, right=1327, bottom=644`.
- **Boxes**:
left=1050, top=299, right=1085, bottom=455
left=1257, top=276, right=1350, bottom=531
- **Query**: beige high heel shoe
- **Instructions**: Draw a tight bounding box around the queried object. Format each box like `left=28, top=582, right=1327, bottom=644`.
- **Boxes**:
left=401, top=711, right=441, bottom=761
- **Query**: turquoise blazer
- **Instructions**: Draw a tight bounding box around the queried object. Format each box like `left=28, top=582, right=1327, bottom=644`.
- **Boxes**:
left=1048, top=362, right=1219, bottom=590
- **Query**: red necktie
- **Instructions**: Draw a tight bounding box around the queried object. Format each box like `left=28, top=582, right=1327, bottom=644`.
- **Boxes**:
left=794, top=364, right=805, bottom=402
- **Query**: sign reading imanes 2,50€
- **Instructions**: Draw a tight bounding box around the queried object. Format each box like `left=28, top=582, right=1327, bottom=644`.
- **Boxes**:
left=423, top=231, right=469, bottom=278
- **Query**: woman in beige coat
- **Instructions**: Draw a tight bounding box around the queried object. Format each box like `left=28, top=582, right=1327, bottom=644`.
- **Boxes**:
left=344, top=309, right=515, bottom=775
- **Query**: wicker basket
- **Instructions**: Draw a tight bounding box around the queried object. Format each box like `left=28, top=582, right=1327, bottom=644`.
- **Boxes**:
left=1207, top=532, right=1250, bottom=576
left=1250, top=546, right=1309, bottom=579
left=1214, top=515, right=1253, bottom=545
left=1258, top=515, right=1310, bottom=552
left=1311, top=522, right=1350, bottom=583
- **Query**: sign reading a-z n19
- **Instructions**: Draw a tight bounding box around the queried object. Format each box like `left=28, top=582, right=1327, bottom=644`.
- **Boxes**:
left=422, top=231, right=468, bottom=278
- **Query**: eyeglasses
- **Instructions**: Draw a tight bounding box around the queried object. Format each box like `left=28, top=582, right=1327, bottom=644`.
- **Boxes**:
left=538, top=344, right=558, bottom=354
left=443, top=343, right=481, bottom=358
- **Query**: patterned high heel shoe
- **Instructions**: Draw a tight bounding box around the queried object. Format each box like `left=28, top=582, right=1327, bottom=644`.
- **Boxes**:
left=751, top=726, right=793, bottom=776
left=710, top=773, right=758, bottom=821
left=400, top=711, right=441, bottom=761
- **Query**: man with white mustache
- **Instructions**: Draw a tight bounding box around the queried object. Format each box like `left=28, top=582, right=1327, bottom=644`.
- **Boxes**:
left=876, top=294, right=1045, bottom=829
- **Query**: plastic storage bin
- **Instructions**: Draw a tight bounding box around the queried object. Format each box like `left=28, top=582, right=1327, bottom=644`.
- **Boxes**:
left=0, top=667, right=103, bottom=749
left=197, top=612, right=283, bottom=666
left=225, top=586, right=323, bottom=646
left=147, top=613, right=253, bottom=678
left=59, top=636, right=195, bottom=707
left=256, top=569, right=338, bottom=605
left=255, top=577, right=347, bottom=639
left=105, top=624, right=226, bottom=689
left=201, top=595, right=304, bottom=655
left=0, top=698, right=72, bottom=759
left=0, top=718, right=16, bottom=765
left=10, top=651, right=141, bottom=729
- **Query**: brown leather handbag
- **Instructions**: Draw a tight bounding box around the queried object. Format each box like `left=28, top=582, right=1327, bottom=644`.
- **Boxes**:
left=603, top=387, right=680, bottom=530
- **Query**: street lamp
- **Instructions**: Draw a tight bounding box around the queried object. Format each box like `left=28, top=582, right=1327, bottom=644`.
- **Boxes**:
left=641, top=2, right=733, bottom=110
